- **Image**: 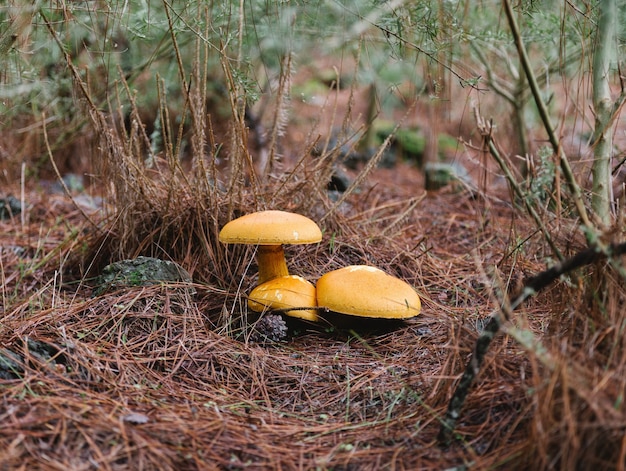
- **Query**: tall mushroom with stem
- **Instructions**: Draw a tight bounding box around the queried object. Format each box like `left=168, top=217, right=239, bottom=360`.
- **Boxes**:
left=219, top=210, right=322, bottom=322
left=219, top=210, right=322, bottom=284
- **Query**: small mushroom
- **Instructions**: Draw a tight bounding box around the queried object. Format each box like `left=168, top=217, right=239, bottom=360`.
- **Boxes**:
left=219, top=210, right=322, bottom=284
left=248, top=275, right=319, bottom=322
left=316, top=265, right=421, bottom=319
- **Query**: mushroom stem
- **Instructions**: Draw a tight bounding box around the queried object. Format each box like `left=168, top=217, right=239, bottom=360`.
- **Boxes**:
left=256, top=245, right=289, bottom=284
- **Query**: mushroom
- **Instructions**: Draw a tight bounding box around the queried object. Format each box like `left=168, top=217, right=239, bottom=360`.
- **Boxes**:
left=219, top=210, right=322, bottom=284
left=248, top=274, right=319, bottom=322
left=316, top=265, right=421, bottom=319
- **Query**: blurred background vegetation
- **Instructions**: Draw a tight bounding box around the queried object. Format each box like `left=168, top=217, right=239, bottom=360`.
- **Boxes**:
left=3, top=1, right=618, bottom=185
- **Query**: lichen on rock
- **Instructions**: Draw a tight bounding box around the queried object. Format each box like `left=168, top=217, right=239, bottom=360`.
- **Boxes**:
left=95, top=256, right=194, bottom=295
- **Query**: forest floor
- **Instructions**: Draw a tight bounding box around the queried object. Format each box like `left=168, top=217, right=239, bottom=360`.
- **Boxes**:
left=0, top=58, right=624, bottom=471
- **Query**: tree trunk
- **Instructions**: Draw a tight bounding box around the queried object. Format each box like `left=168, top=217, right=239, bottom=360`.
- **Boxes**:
left=591, top=0, right=617, bottom=226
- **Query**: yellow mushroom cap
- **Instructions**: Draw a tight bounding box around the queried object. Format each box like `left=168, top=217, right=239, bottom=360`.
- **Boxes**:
left=316, top=265, right=421, bottom=319
left=219, top=210, right=322, bottom=245
left=248, top=275, right=319, bottom=322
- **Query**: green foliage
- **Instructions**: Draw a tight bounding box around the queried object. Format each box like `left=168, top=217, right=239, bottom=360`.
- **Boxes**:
left=0, top=1, right=442, bottom=118
left=0, top=1, right=600, bottom=112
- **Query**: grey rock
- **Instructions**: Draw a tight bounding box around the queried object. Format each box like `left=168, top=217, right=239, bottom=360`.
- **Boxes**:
left=0, top=339, right=64, bottom=380
left=0, top=348, right=23, bottom=380
left=52, top=173, right=85, bottom=193
left=95, top=256, right=194, bottom=295
left=328, top=166, right=351, bottom=193
left=424, top=162, right=474, bottom=191
left=0, top=195, right=22, bottom=219
left=1, top=245, right=28, bottom=257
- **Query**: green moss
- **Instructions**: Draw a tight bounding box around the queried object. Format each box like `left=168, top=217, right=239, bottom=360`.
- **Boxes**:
left=371, top=120, right=459, bottom=168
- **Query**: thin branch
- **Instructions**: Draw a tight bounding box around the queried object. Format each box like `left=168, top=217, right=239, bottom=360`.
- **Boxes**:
left=502, top=0, right=591, bottom=230
left=473, top=108, right=563, bottom=261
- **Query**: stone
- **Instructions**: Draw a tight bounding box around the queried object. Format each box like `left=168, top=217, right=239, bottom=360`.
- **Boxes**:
left=0, top=348, right=23, bottom=380
left=0, top=195, right=22, bottom=219
left=0, top=339, right=64, bottom=380
left=95, top=256, right=194, bottom=295
left=424, top=161, right=474, bottom=191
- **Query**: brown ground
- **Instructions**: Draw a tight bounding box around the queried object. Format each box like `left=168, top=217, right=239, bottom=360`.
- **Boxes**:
left=1, top=56, right=624, bottom=471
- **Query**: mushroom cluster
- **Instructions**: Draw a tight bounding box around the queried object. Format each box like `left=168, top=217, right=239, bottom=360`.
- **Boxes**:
left=219, top=210, right=421, bottom=325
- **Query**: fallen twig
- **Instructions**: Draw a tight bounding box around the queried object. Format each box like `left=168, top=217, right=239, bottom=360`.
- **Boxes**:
left=437, top=239, right=626, bottom=446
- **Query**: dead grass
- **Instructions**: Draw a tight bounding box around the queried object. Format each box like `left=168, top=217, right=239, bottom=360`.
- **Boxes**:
left=3, top=164, right=624, bottom=469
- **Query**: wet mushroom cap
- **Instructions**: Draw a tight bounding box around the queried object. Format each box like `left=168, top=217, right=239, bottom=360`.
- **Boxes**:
left=248, top=275, right=319, bottom=322
left=316, top=265, right=421, bottom=319
left=218, top=210, right=322, bottom=245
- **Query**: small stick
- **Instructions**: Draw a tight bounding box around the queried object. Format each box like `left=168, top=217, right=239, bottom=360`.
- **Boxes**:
left=437, top=240, right=626, bottom=446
